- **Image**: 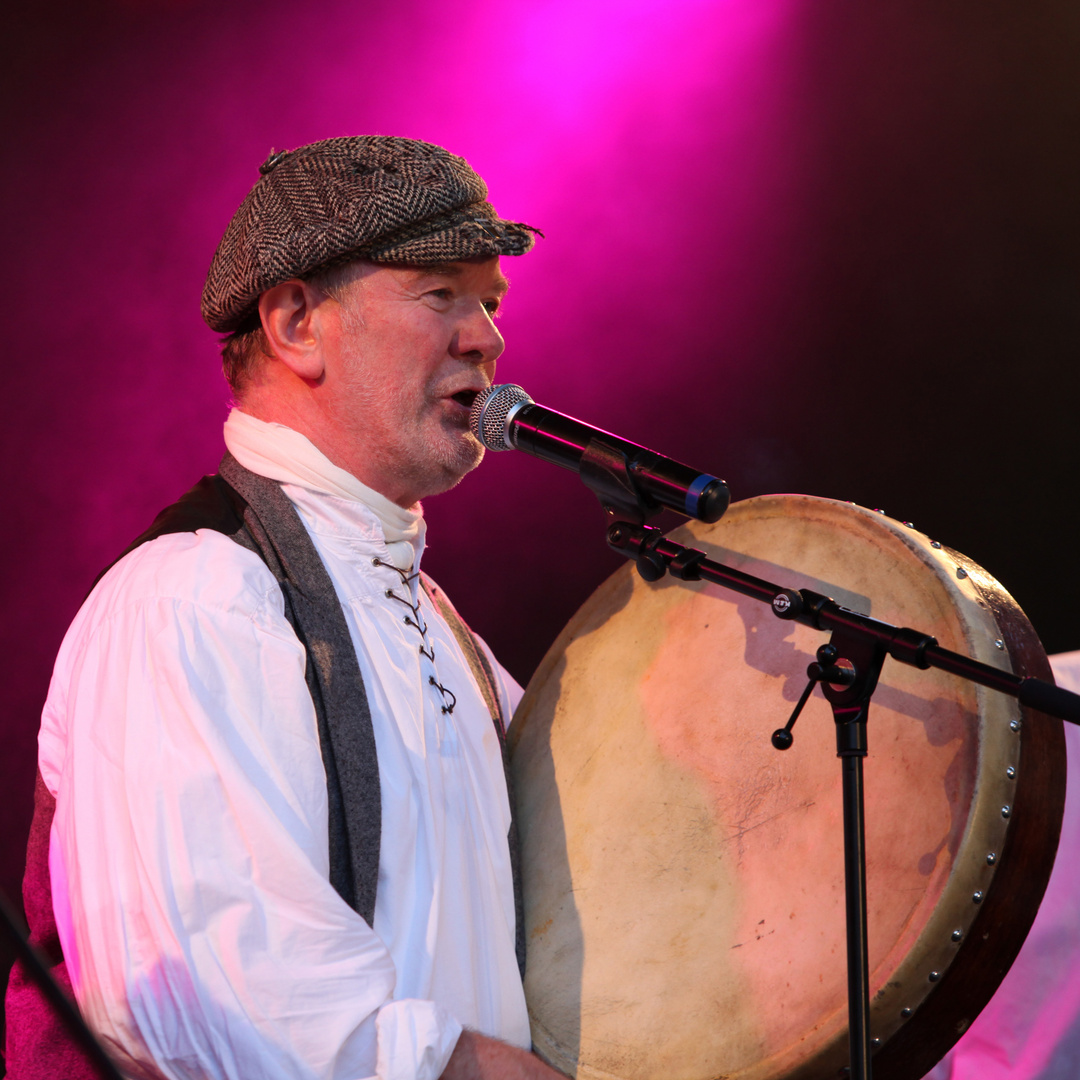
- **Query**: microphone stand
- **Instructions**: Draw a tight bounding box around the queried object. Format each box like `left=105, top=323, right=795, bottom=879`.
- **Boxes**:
left=603, top=519, right=1080, bottom=1080
left=569, top=437, right=1080, bottom=1080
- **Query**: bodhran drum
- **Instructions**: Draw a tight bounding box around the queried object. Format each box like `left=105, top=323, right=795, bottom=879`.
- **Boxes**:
left=510, top=495, right=1065, bottom=1080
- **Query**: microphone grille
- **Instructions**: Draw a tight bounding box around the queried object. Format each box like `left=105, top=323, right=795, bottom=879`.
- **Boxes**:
left=469, top=383, right=533, bottom=451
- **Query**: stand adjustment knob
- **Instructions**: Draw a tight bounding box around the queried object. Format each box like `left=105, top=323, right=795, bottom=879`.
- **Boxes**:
left=771, top=589, right=803, bottom=619
left=771, top=644, right=859, bottom=750
left=635, top=551, right=667, bottom=582
left=771, top=728, right=795, bottom=750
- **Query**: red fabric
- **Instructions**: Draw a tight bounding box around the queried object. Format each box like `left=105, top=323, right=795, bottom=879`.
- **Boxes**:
left=4, top=770, right=99, bottom=1079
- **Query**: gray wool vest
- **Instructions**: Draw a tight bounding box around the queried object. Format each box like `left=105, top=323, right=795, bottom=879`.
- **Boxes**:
left=4, top=454, right=524, bottom=1079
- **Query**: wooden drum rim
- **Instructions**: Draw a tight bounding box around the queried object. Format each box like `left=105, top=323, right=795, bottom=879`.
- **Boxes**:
left=871, top=536, right=1064, bottom=1080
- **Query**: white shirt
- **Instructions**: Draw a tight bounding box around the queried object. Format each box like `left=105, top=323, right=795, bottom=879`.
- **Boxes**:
left=40, top=412, right=530, bottom=1080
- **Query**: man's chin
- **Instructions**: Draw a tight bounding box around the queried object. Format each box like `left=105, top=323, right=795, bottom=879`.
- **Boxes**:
left=444, top=426, right=485, bottom=470
left=446, top=440, right=485, bottom=486
left=417, top=438, right=485, bottom=500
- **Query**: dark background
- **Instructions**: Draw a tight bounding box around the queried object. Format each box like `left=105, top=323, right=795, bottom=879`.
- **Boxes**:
left=3, top=0, right=1079, bottom=1013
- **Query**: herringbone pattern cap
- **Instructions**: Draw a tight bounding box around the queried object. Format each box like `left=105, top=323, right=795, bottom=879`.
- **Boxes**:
left=202, top=136, right=540, bottom=333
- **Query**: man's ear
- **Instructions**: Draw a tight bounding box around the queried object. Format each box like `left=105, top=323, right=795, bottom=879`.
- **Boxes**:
left=258, top=279, right=329, bottom=382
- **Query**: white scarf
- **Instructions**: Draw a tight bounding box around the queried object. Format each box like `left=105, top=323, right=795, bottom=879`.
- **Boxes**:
left=223, top=409, right=422, bottom=570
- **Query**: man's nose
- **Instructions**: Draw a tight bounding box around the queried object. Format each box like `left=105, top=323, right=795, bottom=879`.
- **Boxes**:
left=453, top=305, right=505, bottom=366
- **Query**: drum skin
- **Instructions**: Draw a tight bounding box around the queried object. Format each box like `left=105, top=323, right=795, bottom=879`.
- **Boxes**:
left=509, top=496, right=1065, bottom=1080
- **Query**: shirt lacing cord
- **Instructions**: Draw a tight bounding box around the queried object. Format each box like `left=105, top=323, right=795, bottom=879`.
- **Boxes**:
left=373, top=557, right=458, bottom=715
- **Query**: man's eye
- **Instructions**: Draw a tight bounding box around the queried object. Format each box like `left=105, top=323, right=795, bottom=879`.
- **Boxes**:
left=483, top=299, right=501, bottom=316
left=427, top=288, right=453, bottom=301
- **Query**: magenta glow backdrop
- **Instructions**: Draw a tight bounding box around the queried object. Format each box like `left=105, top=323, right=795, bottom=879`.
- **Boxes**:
left=3, top=0, right=1080, bottom=1050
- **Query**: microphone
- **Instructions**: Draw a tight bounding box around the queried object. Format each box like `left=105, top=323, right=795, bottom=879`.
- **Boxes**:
left=469, top=384, right=729, bottom=523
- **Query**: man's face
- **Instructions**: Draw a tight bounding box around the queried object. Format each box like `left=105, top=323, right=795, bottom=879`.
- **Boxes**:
left=319, top=257, right=509, bottom=507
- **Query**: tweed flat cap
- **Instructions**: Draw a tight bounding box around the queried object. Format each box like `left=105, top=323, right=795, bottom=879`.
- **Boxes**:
left=202, top=136, right=541, bottom=333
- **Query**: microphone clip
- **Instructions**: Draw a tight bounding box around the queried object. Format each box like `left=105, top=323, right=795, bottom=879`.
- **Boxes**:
left=578, top=436, right=663, bottom=525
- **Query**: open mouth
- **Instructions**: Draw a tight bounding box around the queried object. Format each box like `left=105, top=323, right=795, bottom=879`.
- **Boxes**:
left=451, top=389, right=479, bottom=409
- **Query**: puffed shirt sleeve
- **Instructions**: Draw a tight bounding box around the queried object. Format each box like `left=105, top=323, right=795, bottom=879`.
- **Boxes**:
left=40, top=530, right=461, bottom=1080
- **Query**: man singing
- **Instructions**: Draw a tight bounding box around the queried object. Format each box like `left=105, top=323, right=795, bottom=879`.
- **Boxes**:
left=6, top=136, right=563, bottom=1080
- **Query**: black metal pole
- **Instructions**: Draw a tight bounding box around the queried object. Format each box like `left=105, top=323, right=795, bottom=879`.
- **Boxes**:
left=838, top=723, right=872, bottom=1079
